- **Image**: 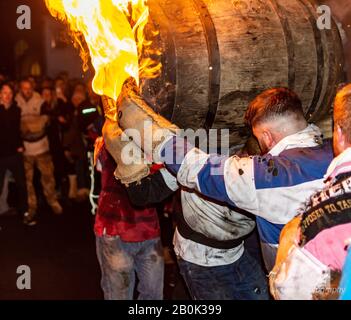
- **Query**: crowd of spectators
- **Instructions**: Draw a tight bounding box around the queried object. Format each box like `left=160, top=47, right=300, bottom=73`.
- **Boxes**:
left=0, top=72, right=104, bottom=225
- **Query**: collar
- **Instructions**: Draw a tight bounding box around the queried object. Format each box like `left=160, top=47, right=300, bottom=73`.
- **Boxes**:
left=268, top=124, right=323, bottom=156
left=324, top=147, right=351, bottom=181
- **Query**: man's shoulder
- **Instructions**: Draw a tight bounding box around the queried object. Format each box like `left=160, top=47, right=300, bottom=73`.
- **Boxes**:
left=33, top=92, right=44, bottom=105
left=300, top=173, right=351, bottom=244
left=308, top=172, right=351, bottom=208
left=277, top=139, right=333, bottom=161
left=265, top=140, right=333, bottom=172
left=252, top=142, right=333, bottom=190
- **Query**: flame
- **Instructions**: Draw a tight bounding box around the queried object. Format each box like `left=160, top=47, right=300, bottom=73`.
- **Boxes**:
left=45, top=0, right=161, bottom=107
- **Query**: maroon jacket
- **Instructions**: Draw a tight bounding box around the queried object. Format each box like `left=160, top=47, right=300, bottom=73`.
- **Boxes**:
left=94, top=145, right=160, bottom=242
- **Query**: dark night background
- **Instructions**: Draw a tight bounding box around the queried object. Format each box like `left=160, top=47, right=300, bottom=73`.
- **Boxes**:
left=0, top=0, right=350, bottom=300
left=0, top=0, right=350, bottom=80
left=0, top=0, right=88, bottom=80
left=0, top=0, right=47, bottom=77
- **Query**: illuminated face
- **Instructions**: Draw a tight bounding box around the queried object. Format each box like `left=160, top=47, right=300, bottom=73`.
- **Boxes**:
left=20, top=81, right=34, bottom=101
left=0, top=85, right=14, bottom=106
left=42, top=89, right=53, bottom=104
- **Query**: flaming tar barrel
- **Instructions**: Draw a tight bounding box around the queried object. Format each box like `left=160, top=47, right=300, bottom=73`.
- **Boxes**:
left=143, top=0, right=344, bottom=146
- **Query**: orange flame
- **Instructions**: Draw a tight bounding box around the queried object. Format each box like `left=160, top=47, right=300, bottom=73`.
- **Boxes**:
left=45, top=0, right=161, bottom=104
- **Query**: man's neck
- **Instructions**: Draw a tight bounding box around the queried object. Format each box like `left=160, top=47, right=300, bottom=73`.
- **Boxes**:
left=22, top=94, right=32, bottom=102
left=276, top=122, right=308, bottom=141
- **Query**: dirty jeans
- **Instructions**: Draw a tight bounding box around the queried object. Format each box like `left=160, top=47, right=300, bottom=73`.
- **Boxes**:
left=24, top=152, right=58, bottom=215
left=178, top=249, right=269, bottom=300
left=96, top=235, right=164, bottom=300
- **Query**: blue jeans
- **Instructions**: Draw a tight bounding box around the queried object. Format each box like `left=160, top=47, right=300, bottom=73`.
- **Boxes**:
left=178, top=250, right=269, bottom=300
left=96, top=236, right=164, bottom=300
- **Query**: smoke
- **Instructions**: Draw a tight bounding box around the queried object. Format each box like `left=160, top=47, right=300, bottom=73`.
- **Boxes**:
left=321, top=0, right=351, bottom=80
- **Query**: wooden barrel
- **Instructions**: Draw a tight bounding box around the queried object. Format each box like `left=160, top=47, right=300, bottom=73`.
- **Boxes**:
left=142, top=0, right=344, bottom=145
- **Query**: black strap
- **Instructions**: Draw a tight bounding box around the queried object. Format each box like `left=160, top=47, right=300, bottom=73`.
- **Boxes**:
left=22, top=132, right=47, bottom=143
left=176, top=211, right=248, bottom=250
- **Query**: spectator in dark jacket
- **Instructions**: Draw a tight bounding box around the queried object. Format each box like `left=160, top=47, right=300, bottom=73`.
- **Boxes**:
left=62, top=83, right=101, bottom=201
left=41, top=87, right=67, bottom=188
left=0, top=83, right=28, bottom=217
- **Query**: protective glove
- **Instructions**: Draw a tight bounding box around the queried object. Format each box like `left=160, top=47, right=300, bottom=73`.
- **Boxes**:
left=102, top=118, right=151, bottom=186
left=117, top=79, right=179, bottom=163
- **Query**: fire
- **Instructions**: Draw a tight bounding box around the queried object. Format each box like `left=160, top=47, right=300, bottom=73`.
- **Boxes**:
left=45, top=0, right=161, bottom=118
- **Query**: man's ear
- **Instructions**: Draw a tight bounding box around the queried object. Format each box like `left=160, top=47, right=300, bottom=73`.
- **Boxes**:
left=333, top=124, right=347, bottom=156
left=337, top=124, right=346, bottom=149
left=336, top=125, right=344, bottom=141
left=263, top=129, right=275, bottom=150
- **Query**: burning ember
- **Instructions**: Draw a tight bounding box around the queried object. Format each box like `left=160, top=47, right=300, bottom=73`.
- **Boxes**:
left=45, top=0, right=161, bottom=120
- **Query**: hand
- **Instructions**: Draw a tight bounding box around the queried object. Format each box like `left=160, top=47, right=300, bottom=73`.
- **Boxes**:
left=58, top=116, right=67, bottom=124
left=64, top=150, right=74, bottom=163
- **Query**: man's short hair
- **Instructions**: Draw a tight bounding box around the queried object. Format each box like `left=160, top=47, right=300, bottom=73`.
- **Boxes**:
left=20, top=78, right=32, bottom=87
left=245, top=87, right=305, bottom=128
left=334, top=84, right=351, bottom=143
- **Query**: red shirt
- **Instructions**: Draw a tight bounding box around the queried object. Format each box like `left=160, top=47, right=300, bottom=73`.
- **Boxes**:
left=94, top=145, right=160, bottom=242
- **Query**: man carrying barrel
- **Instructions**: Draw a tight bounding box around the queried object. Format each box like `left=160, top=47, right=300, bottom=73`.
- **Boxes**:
left=114, top=87, right=334, bottom=272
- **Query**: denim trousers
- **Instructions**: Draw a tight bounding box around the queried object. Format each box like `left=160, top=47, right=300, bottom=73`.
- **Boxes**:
left=178, top=249, right=269, bottom=300
left=96, top=235, right=164, bottom=300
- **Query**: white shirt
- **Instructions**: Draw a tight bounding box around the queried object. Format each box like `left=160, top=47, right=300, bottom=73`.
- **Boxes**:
left=173, top=229, right=244, bottom=267
left=160, top=169, right=248, bottom=267
left=16, top=92, right=49, bottom=157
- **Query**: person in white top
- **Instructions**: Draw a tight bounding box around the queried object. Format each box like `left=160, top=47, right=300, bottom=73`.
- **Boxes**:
left=16, top=79, right=63, bottom=225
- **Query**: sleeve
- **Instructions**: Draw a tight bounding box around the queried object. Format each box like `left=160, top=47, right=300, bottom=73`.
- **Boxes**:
left=160, top=136, right=260, bottom=214
left=126, top=168, right=179, bottom=207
